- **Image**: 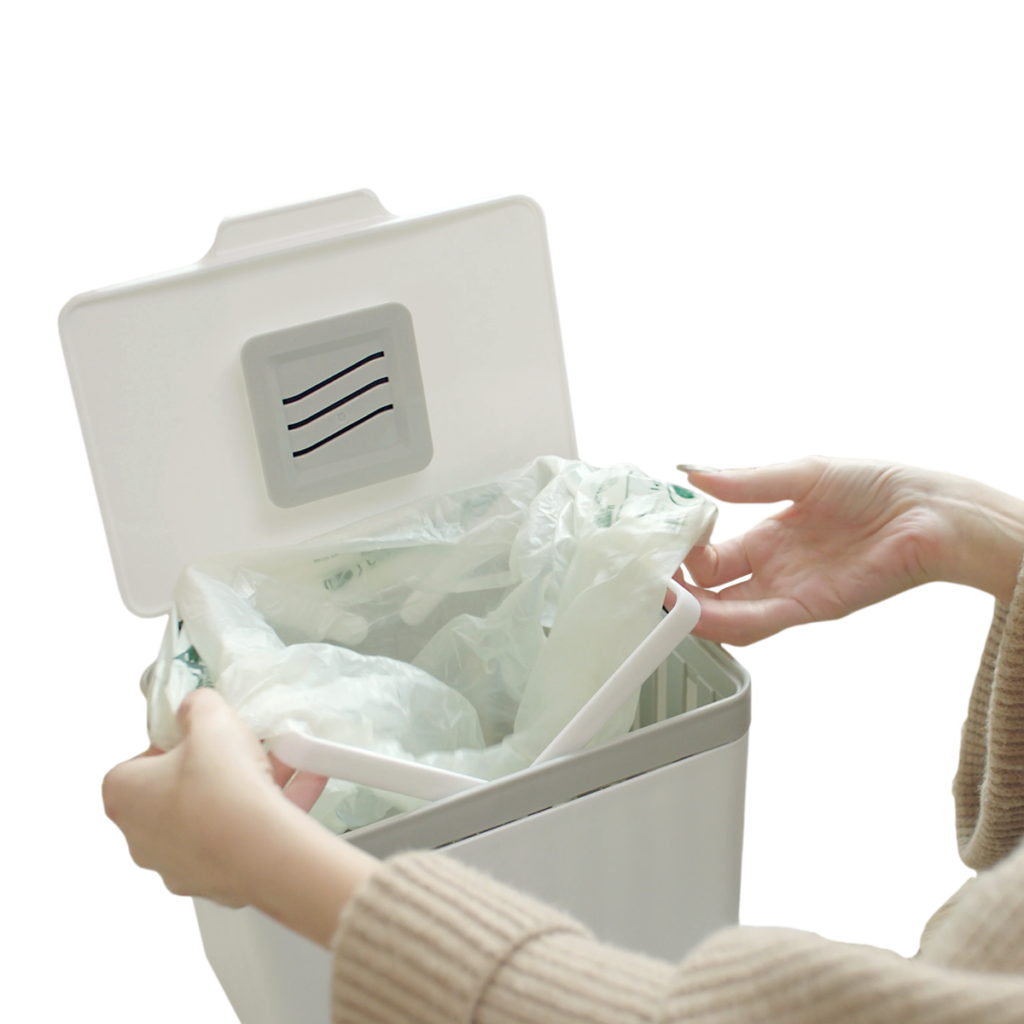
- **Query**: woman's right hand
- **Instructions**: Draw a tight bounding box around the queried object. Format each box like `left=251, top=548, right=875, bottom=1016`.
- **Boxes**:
left=102, top=688, right=380, bottom=947
left=674, top=456, right=1024, bottom=646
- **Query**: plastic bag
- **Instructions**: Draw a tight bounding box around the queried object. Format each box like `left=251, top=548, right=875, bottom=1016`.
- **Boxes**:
left=144, top=456, right=716, bottom=832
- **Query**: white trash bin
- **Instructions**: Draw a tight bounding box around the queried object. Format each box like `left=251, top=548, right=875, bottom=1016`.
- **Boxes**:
left=60, top=190, right=750, bottom=1024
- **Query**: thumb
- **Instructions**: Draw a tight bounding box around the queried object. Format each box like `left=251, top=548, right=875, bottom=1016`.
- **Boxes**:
left=175, top=687, right=239, bottom=743
left=678, top=457, right=824, bottom=505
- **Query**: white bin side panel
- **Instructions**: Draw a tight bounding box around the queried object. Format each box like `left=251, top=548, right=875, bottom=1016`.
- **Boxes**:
left=193, top=734, right=747, bottom=1024
left=194, top=896, right=331, bottom=1024
left=447, top=733, right=748, bottom=962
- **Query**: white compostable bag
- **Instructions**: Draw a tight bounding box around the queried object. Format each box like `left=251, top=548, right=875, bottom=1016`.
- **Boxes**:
left=144, top=457, right=716, bottom=832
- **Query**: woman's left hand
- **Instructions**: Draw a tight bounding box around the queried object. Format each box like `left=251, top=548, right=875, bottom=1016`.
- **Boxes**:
left=102, top=688, right=327, bottom=908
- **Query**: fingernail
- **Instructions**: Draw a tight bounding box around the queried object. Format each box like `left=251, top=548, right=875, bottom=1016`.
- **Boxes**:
left=676, top=463, right=721, bottom=474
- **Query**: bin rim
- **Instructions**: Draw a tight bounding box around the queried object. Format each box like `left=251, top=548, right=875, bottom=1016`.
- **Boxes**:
left=347, top=638, right=750, bottom=858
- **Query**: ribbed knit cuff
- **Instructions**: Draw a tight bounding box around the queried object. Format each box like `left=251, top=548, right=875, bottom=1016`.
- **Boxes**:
left=955, top=559, right=1024, bottom=870
left=330, top=851, right=590, bottom=1024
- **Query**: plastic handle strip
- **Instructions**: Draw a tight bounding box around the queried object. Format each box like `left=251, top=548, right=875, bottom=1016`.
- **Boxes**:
left=531, top=578, right=700, bottom=766
left=267, top=732, right=484, bottom=802
left=267, top=577, right=701, bottom=802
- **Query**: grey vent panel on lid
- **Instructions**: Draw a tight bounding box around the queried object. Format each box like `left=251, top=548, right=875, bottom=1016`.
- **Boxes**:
left=241, top=303, right=433, bottom=508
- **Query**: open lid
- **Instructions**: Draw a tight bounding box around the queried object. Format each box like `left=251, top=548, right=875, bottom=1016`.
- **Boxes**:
left=59, top=191, right=576, bottom=616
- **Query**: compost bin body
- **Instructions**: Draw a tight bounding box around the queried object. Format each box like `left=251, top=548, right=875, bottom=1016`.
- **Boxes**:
left=59, top=191, right=751, bottom=1024
left=196, top=682, right=748, bottom=1024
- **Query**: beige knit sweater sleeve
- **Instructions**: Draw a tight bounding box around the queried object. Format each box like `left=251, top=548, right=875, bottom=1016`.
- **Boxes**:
left=330, top=570, right=1024, bottom=1024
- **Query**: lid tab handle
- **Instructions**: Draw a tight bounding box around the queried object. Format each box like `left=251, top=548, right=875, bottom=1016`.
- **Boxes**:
left=203, top=189, right=394, bottom=262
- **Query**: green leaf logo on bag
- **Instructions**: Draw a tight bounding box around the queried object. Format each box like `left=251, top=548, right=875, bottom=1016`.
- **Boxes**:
left=175, top=646, right=215, bottom=690
left=669, top=484, right=696, bottom=503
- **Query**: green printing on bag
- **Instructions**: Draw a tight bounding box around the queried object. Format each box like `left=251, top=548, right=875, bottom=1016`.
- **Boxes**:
left=592, top=477, right=699, bottom=528
left=670, top=484, right=696, bottom=502
left=323, top=547, right=401, bottom=591
left=175, top=645, right=215, bottom=690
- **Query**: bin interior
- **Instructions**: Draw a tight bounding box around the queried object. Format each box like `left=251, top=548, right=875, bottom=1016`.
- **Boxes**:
left=632, top=633, right=742, bottom=732
left=343, top=629, right=750, bottom=859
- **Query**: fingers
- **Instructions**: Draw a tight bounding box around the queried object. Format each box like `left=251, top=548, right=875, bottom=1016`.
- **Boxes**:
left=102, top=745, right=175, bottom=826
left=176, top=688, right=260, bottom=759
left=282, top=770, right=329, bottom=812
left=181, top=697, right=327, bottom=814
left=176, top=686, right=230, bottom=732
left=268, top=750, right=328, bottom=811
left=684, top=537, right=752, bottom=588
left=268, top=751, right=297, bottom=789
left=682, top=457, right=825, bottom=505
left=671, top=539, right=756, bottom=607
left=681, top=581, right=813, bottom=646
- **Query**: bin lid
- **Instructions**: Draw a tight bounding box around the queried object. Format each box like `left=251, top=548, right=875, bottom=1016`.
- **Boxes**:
left=59, top=191, right=577, bottom=616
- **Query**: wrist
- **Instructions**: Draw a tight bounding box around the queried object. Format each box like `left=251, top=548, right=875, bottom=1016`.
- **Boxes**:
left=932, top=475, right=1024, bottom=602
left=245, top=803, right=380, bottom=947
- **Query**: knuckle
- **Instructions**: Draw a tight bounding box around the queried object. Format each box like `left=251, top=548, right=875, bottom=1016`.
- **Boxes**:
left=164, top=877, right=189, bottom=897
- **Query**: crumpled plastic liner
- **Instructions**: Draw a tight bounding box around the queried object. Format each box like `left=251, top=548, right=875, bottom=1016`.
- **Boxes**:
left=144, top=457, right=716, bottom=833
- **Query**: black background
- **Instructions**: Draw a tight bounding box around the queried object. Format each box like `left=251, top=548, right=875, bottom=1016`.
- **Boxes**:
left=56, top=172, right=1007, bottom=1019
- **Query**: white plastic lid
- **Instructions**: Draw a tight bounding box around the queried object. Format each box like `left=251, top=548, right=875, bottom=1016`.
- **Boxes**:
left=60, top=191, right=577, bottom=616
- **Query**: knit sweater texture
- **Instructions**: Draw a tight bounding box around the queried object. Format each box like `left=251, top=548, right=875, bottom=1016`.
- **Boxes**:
left=330, top=569, right=1024, bottom=1023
